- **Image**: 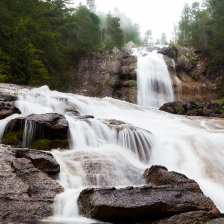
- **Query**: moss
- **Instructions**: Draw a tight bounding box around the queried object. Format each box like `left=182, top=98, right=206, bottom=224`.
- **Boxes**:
left=31, top=139, right=52, bottom=150
left=49, top=139, right=70, bottom=149
left=2, top=130, right=19, bottom=145
left=216, top=98, right=224, bottom=103
left=163, top=176, right=175, bottom=184
left=175, top=106, right=183, bottom=113
left=129, top=80, right=137, bottom=87
left=172, top=44, right=179, bottom=51
left=220, top=106, right=224, bottom=117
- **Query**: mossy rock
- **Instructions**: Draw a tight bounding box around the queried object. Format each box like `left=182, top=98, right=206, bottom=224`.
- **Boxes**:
left=2, top=130, right=19, bottom=145
left=31, top=138, right=70, bottom=150
left=50, top=139, right=70, bottom=149
left=31, top=139, right=52, bottom=150
left=175, top=106, right=183, bottom=113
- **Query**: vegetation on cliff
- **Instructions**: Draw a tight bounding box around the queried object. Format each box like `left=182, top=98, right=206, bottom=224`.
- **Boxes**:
left=0, top=0, right=142, bottom=91
left=176, top=0, right=224, bottom=98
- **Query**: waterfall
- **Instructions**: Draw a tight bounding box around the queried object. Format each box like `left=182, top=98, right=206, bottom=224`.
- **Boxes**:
left=0, top=82, right=224, bottom=223
left=135, top=49, right=174, bottom=108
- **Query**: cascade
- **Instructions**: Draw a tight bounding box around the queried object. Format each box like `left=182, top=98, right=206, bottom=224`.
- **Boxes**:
left=0, top=82, right=224, bottom=223
left=135, top=49, right=174, bottom=108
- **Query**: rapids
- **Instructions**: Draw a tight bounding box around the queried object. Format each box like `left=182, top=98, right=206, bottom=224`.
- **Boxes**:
left=0, top=52, right=224, bottom=223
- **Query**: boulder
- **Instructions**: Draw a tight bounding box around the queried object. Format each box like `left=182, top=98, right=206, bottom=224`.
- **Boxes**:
left=144, top=165, right=188, bottom=186
left=160, top=99, right=223, bottom=118
left=158, top=45, right=177, bottom=59
left=78, top=166, right=220, bottom=223
left=78, top=184, right=219, bottom=223
left=3, top=113, right=70, bottom=149
left=153, top=211, right=220, bottom=224
left=0, top=144, right=63, bottom=223
left=13, top=148, right=60, bottom=174
left=0, top=94, right=21, bottom=119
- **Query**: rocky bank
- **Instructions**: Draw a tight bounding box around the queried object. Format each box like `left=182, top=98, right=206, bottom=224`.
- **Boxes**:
left=160, top=99, right=224, bottom=118
left=160, top=45, right=221, bottom=101
left=70, top=47, right=138, bottom=103
left=0, top=144, right=63, bottom=223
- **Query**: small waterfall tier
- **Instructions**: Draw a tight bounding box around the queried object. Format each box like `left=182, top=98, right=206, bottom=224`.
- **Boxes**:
left=136, top=50, right=174, bottom=108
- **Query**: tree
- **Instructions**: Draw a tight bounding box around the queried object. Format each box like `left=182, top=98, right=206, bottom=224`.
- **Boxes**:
left=8, top=19, right=33, bottom=85
left=161, top=33, right=168, bottom=45
left=86, top=0, right=96, bottom=12
left=104, top=13, right=124, bottom=49
left=178, top=3, right=192, bottom=46
left=144, top=30, right=152, bottom=46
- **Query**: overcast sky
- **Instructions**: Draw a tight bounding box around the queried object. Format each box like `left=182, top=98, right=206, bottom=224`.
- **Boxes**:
left=73, top=0, right=203, bottom=41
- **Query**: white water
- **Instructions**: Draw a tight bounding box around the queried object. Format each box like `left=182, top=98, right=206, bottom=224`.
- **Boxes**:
left=135, top=49, right=174, bottom=108
left=0, top=85, right=224, bottom=223
left=1, top=52, right=224, bottom=224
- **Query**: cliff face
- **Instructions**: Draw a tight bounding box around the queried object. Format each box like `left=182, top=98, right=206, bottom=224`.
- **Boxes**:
left=160, top=45, right=221, bottom=101
left=70, top=48, right=138, bottom=104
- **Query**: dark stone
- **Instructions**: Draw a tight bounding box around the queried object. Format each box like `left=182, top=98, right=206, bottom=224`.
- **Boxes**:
left=78, top=175, right=219, bottom=223
left=5, top=113, right=69, bottom=141
left=13, top=148, right=60, bottom=174
left=143, top=165, right=188, bottom=186
left=0, top=144, right=63, bottom=223
left=160, top=99, right=223, bottom=118
left=77, top=115, right=94, bottom=119
left=158, top=45, right=177, bottom=59
left=153, top=211, right=220, bottom=224
left=0, top=94, right=17, bottom=102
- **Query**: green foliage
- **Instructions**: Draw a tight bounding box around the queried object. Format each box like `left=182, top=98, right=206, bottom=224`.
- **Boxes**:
left=0, top=48, right=10, bottom=82
left=161, top=33, right=168, bottom=45
left=7, top=19, right=33, bottom=85
left=0, top=0, right=141, bottom=89
left=2, top=131, right=20, bottom=145
left=175, top=107, right=183, bottom=113
left=104, top=13, right=124, bottom=49
left=86, top=0, right=96, bottom=12
left=31, top=139, right=52, bottom=150
left=50, top=139, right=70, bottom=149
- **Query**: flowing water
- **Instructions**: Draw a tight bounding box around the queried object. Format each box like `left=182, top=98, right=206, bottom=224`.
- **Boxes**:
left=135, top=49, right=174, bottom=108
left=0, top=51, right=224, bottom=223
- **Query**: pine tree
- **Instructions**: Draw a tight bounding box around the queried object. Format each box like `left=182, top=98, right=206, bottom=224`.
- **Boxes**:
left=105, top=13, right=124, bottom=49
left=8, top=19, right=33, bottom=85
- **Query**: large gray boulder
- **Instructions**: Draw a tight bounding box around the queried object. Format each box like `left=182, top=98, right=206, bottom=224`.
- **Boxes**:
left=78, top=166, right=220, bottom=223
left=0, top=144, right=63, bottom=223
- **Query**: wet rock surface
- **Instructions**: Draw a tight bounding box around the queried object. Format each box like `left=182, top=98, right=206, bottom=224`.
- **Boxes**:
left=78, top=165, right=220, bottom=223
left=160, top=99, right=223, bottom=118
left=0, top=144, right=63, bottom=223
left=144, top=165, right=189, bottom=186
left=0, top=94, right=21, bottom=119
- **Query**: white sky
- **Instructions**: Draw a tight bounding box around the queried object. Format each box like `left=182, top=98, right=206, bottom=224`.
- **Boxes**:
left=73, top=0, right=203, bottom=41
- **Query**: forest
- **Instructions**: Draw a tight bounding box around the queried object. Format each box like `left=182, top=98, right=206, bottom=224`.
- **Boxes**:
left=0, top=0, right=142, bottom=90
left=176, top=0, right=224, bottom=97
